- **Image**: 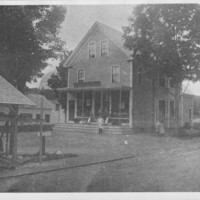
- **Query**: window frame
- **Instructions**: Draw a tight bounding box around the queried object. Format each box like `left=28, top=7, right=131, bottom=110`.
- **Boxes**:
left=169, top=99, right=175, bottom=118
left=189, top=108, right=192, bottom=120
left=88, top=41, right=96, bottom=58
left=77, top=69, right=85, bottom=82
left=111, top=65, right=120, bottom=83
left=100, top=40, right=108, bottom=57
left=158, top=99, right=166, bottom=118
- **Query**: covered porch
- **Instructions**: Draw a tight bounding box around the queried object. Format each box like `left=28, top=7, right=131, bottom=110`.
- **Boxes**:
left=59, top=85, right=133, bottom=127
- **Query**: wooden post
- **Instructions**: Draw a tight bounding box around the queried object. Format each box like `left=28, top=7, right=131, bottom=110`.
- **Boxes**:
left=58, top=91, right=61, bottom=123
left=109, top=90, right=112, bottom=115
left=101, top=90, right=103, bottom=114
left=92, top=92, right=95, bottom=116
left=39, top=95, right=44, bottom=164
left=129, top=89, right=133, bottom=128
left=75, top=93, right=78, bottom=118
left=119, top=88, right=122, bottom=125
left=65, top=92, right=67, bottom=122
left=11, top=105, right=18, bottom=163
left=82, top=91, right=84, bottom=118
left=167, top=98, right=170, bottom=129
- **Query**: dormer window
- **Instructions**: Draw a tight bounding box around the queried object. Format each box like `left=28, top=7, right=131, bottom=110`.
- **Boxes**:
left=77, top=69, right=85, bottom=82
left=88, top=42, right=96, bottom=58
left=101, top=40, right=108, bottom=57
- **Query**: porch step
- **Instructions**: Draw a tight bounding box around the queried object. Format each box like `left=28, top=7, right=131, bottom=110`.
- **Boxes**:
left=53, top=123, right=134, bottom=135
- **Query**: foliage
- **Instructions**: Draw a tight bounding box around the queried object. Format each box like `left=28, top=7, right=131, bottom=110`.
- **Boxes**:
left=123, top=4, right=200, bottom=85
left=47, top=52, right=71, bottom=109
left=0, top=6, right=67, bottom=92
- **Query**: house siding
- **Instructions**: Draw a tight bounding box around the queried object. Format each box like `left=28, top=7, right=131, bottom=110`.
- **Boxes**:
left=68, top=30, right=130, bottom=88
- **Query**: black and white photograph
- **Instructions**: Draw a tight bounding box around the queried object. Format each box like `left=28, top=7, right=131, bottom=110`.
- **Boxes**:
left=1, top=0, right=200, bottom=197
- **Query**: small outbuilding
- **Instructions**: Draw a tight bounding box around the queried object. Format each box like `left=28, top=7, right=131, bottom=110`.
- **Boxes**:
left=0, top=75, right=35, bottom=161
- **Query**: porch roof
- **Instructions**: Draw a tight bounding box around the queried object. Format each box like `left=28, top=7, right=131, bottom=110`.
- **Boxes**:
left=57, top=85, right=131, bottom=92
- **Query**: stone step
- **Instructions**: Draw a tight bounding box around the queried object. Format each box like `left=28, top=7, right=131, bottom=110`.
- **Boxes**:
left=53, top=123, right=133, bottom=135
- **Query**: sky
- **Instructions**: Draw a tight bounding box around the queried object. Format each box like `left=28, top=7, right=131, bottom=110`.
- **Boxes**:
left=27, top=3, right=200, bottom=96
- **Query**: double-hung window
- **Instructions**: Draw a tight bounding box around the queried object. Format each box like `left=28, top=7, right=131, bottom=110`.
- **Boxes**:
left=158, top=100, right=166, bottom=118
left=101, top=40, right=108, bottom=57
left=88, top=42, right=96, bottom=58
left=169, top=100, right=175, bottom=118
left=112, top=66, right=120, bottom=83
left=77, top=69, right=85, bottom=82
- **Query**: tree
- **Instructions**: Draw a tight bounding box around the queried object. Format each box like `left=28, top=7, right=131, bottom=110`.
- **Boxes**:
left=0, top=6, right=67, bottom=92
left=123, top=4, right=200, bottom=128
left=48, top=51, right=70, bottom=110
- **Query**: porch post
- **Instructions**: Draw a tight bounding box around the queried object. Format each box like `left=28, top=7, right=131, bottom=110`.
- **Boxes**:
left=66, top=92, right=69, bottom=122
left=167, top=98, right=169, bottom=129
left=101, top=90, right=103, bottom=114
left=58, top=91, right=61, bottom=123
left=75, top=93, right=77, bottom=118
left=119, top=88, right=122, bottom=125
left=65, top=92, right=67, bottom=123
left=129, top=89, right=133, bottom=128
left=109, top=90, right=112, bottom=115
left=82, top=91, right=84, bottom=117
left=92, top=91, right=95, bottom=116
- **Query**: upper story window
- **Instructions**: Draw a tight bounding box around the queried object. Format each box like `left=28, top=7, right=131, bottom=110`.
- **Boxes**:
left=77, top=69, right=85, bottom=82
left=170, top=100, right=175, bottom=118
left=101, top=40, right=108, bottom=57
left=158, top=75, right=166, bottom=87
left=88, top=42, right=96, bottom=58
left=168, top=78, right=175, bottom=88
left=137, top=67, right=142, bottom=85
left=112, top=66, right=120, bottom=83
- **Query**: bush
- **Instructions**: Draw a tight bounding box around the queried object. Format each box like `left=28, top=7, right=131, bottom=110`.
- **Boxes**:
left=192, top=122, right=200, bottom=130
left=18, top=124, right=54, bottom=132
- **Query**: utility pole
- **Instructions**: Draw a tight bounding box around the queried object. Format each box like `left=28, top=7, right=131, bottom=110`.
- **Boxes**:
left=39, top=94, right=44, bottom=164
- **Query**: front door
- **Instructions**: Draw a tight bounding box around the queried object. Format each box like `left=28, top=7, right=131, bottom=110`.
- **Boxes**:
left=69, top=100, right=75, bottom=120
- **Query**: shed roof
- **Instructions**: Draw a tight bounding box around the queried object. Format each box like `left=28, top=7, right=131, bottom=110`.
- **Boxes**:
left=24, top=94, right=53, bottom=110
left=0, top=76, right=35, bottom=106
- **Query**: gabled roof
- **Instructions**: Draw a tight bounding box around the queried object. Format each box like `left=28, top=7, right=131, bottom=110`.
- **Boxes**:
left=24, top=94, right=53, bottom=110
left=64, top=21, right=131, bottom=67
left=0, top=75, right=35, bottom=106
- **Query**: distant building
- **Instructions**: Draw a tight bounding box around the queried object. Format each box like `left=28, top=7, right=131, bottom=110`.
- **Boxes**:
left=18, top=94, right=65, bottom=124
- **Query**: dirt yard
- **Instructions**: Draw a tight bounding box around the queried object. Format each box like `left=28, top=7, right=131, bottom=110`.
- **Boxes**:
left=1, top=130, right=200, bottom=192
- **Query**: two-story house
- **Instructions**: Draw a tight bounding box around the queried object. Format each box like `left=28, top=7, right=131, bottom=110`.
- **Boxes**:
left=58, top=21, right=192, bottom=131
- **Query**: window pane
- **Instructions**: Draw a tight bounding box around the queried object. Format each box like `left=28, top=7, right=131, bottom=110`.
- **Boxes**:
left=189, top=108, right=192, bottom=120
left=159, top=100, right=165, bottom=117
left=89, top=42, right=96, bottom=58
left=112, top=66, right=119, bottom=83
left=45, top=114, right=50, bottom=123
left=78, top=69, right=84, bottom=82
left=170, top=100, right=175, bottom=117
left=101, top=41, right=108, bottom=57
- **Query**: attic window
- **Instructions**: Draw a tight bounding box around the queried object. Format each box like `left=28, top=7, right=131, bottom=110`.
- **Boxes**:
left=101, top=40, right=108, bottom=57
left=88, top=42, right=96, bottom=58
